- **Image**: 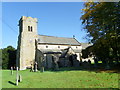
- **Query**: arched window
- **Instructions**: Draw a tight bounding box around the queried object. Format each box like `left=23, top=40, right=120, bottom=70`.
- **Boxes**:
left=31, top=26, right=33, bottom=32
left=28, top=26, right=30, bottom=31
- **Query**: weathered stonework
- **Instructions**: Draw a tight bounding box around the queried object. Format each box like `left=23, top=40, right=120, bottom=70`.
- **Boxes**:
left=17, top=16, right=38, bottom=70
left=17, top=16, right=83, bottom=70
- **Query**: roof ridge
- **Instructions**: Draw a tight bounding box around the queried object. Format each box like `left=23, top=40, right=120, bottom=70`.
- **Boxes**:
left=38, top=34, right=74, bottom=39
left=38, top=34, right=81, bottom=45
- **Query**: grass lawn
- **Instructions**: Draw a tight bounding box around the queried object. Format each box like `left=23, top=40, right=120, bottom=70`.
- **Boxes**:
left=2, top=68, right=119, bottom=88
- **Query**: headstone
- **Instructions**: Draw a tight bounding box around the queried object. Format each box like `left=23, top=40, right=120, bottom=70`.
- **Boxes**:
left=16, top=67, right=18, bottom=86
left=30, top=64, right=34, bottom=72
left=18, top=75, right=22, bottom=82
left=79, top=60, right=82, bottom=66
left=52, top=55, right=59, bottom=70
left=34, top=61, right=38, bottom=72
left=41, top=67, right=44, bottom=72
left=41, top=59, right=45, bottom=72
left=11, top=67, right=13, bottom=75
left=94, top=58, right=98, bottom=68
left=55, top=62, right=59, bottom=70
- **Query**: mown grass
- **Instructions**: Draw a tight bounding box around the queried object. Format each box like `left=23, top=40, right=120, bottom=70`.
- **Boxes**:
left=2, top=69, right=119, bottom=88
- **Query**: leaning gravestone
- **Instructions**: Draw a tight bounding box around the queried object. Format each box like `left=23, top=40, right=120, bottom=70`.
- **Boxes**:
left=94, top=58, right=98, bottom=68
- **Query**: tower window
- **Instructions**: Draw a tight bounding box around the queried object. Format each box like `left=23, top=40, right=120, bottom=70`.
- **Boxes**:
left=28, top=26, right=33, bottom=32
left=28, top=26, right=30, bottom=31
left=31, top=26, right=33, bottom=32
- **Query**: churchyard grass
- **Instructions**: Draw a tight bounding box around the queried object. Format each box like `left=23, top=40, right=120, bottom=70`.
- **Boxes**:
left=2, top=69, right=119, bottom=88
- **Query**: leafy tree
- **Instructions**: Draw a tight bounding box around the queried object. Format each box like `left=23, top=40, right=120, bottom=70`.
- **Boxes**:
left=2, top=46, right=16, bottom=69
left=81, top=2, right=120, bottom=65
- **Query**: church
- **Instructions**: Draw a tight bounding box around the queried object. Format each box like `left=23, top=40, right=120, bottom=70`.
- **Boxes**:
left=16, top=16, right=82, bottom=70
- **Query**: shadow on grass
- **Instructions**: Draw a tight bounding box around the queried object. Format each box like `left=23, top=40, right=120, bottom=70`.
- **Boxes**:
left=8, top=81, right=16, bottom=86
left=45, top=67, right=82, bottom=72
left=45, top=64, right=120, bottom=74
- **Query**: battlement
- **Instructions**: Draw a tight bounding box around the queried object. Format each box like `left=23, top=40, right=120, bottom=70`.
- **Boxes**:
left=19, top=16, right=38, bottom=22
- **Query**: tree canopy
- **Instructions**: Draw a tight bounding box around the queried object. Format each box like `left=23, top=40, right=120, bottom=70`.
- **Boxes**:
left=81, top=2, right=120, bottom=63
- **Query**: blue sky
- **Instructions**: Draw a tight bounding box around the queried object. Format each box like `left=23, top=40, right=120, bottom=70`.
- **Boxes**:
left=2, top=2, right=88, bottom=49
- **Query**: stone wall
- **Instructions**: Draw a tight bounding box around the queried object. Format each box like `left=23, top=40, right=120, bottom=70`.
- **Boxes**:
left=17, top=16, right=38, bottom=70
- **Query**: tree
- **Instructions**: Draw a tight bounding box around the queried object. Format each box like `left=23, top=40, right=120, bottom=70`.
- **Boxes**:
left=81, top=2, right=120, bottom=65
left=2, top=46, right=16, bottom=69
left=82, top=46, right=93, bottom=59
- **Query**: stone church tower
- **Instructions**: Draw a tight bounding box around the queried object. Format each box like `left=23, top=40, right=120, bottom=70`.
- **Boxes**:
left=17, top=16, right=38, bottom=70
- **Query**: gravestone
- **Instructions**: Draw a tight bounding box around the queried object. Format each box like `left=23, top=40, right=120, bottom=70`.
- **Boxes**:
left=41, top=67, right=44, bottom=72
left=16, top=67, right=18, bottom=86
left=11, top=67, right=13, bottom=75
left=30, top=64, right=34, bottom=72
left=18, top=75, right=22, bottom=82
left=41, top=59, right=45, bottom=72
left=105, top=58, right=110, bottom=70
left=94, top=58, right=98, bottom=68
left=34, top=61, right=38, bottom=72
left=52, top=55, right=59, bottom=70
